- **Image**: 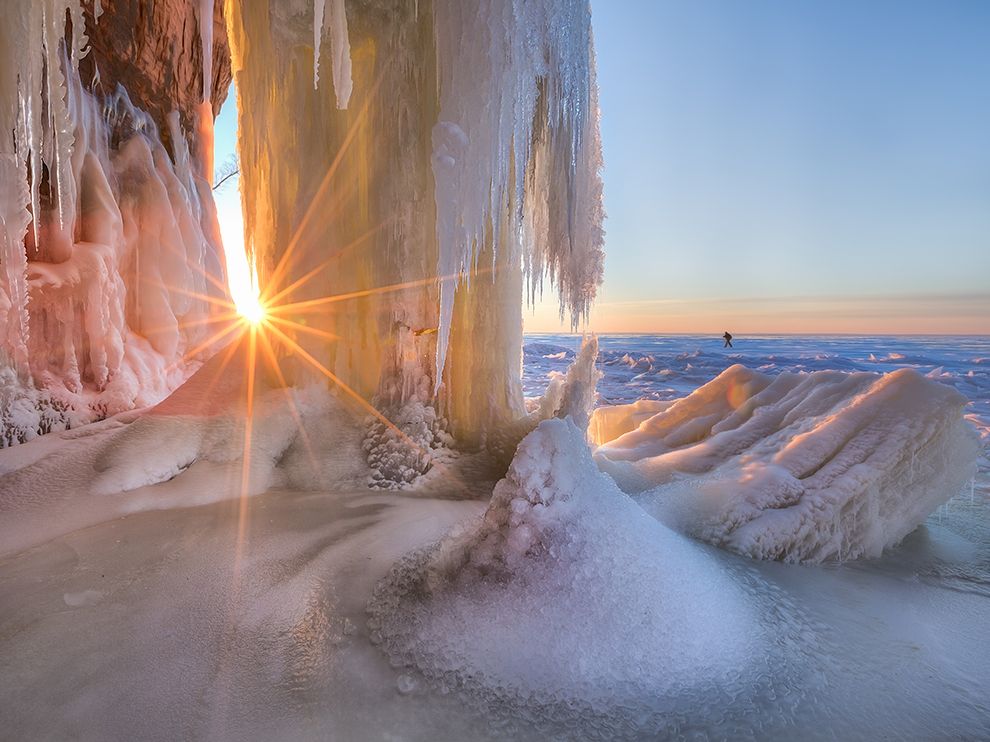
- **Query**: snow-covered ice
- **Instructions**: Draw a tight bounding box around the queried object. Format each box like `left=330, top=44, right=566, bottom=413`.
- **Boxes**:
left=1, top=334, right=988, bottom=740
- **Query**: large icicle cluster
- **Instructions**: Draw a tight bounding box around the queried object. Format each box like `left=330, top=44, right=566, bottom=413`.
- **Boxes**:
left=431, top=0, right=604, bottom=386
left=0, top=1, right=90, bottom=381
left=226, top=0, right=603, bottom=447
left=0, top=1, right=227, bottom=445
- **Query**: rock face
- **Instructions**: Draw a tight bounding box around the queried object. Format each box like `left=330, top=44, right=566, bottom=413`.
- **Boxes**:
left=79, top=0, right=232, bottom=161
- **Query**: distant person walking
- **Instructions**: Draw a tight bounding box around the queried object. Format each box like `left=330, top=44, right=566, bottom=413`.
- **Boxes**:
left=723, top=331, right=733, bottom=348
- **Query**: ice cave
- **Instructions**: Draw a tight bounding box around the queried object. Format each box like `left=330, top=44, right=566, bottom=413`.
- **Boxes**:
left=1, top=1, right=988, bottom=740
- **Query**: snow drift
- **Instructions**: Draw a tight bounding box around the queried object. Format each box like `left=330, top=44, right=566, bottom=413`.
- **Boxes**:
left=595, top=364, right=979, bottom=563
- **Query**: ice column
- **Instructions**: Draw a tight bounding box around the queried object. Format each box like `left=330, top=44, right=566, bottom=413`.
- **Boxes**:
left=225, top=0, right=603, bottom=447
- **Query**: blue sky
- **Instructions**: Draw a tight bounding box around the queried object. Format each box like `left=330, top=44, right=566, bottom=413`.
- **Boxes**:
left=215, top=0, right=990, bottom=334
left=566, top=0, right=990, bottom=333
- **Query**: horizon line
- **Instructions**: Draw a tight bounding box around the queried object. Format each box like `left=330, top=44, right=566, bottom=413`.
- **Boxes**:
left=523, top=330, right=990, bottom=338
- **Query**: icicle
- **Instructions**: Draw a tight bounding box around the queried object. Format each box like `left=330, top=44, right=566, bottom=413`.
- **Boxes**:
left=0, top=0, right=88, bottom=372
left=313, top=0, right=326, bottom=89
left=430, top=0, right=604, bottom=389
left=200, top=0, right=215, bottom=102
left=327, top=0, right=352, bottom=108
left=313, top=0, right=351, bottom=107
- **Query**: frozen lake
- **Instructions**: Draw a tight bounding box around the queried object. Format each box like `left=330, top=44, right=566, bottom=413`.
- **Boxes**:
left=1, top=334, right=988, bottom=740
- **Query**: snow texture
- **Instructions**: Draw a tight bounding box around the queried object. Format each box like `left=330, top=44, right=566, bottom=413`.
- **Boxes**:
left=595, top=364, right=980, bottom=563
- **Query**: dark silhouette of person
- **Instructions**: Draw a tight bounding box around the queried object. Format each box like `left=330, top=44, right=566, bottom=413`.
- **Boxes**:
left=723, top=331, right=733, bottom=348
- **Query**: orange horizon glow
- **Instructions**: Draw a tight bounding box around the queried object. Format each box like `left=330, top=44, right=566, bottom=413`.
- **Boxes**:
left=523, top=292, right=990, bottom=336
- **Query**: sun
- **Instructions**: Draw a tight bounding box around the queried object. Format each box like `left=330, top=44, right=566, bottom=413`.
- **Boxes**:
left=227, top=239, right=266, bottom=325
left=237, top=290, right=267, bottom=325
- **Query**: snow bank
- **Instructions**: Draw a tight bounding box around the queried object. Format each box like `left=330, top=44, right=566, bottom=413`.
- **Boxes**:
left=596, top=365, right=980, bottom=563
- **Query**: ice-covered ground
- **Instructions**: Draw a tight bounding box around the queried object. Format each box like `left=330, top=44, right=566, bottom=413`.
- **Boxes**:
left=1, top=334, right=989, bottom=740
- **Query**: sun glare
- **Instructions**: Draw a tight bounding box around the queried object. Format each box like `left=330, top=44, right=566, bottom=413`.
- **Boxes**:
left=235, top=262, right=266, bottom=324
left=216, top=194, right=265, bottom=324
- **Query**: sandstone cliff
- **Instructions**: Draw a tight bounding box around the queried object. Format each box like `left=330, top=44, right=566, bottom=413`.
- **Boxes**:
left=79, top=0, right=232, bottom=161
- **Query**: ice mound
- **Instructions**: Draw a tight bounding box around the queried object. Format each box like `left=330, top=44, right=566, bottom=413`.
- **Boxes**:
left=595, top=365, right=980, bottom=563
left=362, top=401, right=452, bottom=489
left=369, top=417, right=818, bottom=735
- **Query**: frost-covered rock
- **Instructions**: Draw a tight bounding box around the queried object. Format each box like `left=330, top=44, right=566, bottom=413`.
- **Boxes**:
left=596, top=365, right=980, bottom=563
left=0, top=367, right=74, bottom=447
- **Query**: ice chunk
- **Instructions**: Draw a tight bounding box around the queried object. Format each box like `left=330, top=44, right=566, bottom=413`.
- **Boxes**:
left=589, top=398, right=672, bottom=446
left=596, top=365, right=981, bottom=563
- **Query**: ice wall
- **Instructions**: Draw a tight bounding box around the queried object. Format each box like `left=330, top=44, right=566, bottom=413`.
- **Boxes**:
left=224, top=0, right=604, bottom=447
left=0, top=1, right=227, bottom=445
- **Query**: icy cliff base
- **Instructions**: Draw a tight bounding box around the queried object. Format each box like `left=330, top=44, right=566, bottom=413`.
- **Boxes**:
left=1, top=6, right=227, bottom=447
left=594, top=365, right=979, bottom=563
left=0, top=343, right=367, bottom=558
